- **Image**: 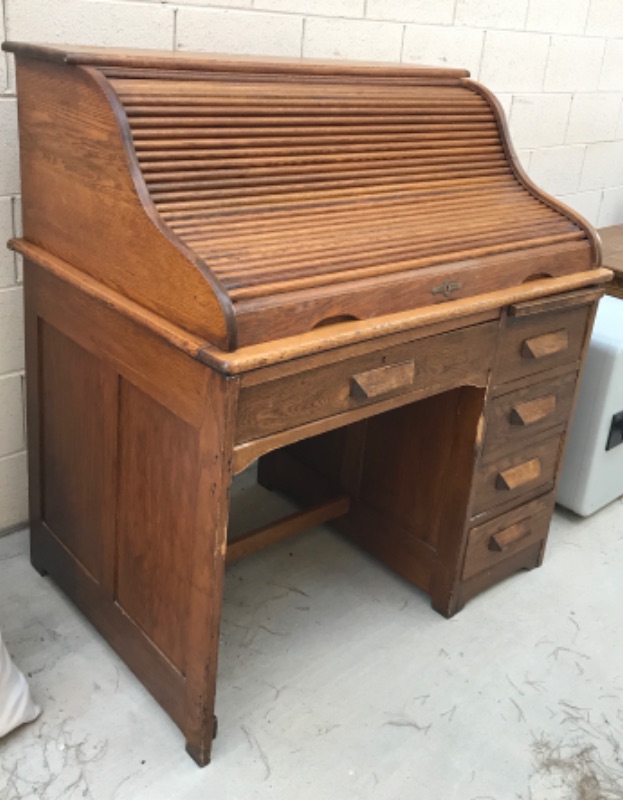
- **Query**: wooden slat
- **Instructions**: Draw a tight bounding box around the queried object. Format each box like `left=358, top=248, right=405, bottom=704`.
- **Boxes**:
left=167, top=186, right=532, bottom=231
left=155, top=175, right=514, bottom=216
left=227, top=233, right=587, bottom=300
left=182, top=207, right=559, bottom=251
left=226, top=495, right=350, bottom=563
left=213, top=221, right=577, bottom=279
left=111, top=72, right=588, bottom=302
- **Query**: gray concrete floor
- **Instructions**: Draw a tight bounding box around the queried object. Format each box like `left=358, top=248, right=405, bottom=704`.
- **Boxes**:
left=1, top=473, right=622, bottom=799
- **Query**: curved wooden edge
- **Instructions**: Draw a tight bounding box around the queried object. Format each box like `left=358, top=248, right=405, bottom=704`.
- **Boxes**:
left=9, top=243, right=612, bottom=376
left=463, top=79, right=602, bottom=268
left=10, top=239, right=211, bottom=362
left=3, top=41, right=470, bottom=80
left=202, top=268, right=613, bottom=374
left=83, top=66, right=239, bottom=352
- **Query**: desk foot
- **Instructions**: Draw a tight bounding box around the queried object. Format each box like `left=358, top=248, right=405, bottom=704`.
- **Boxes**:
left=30, top=528, right=49, bottom=577
left=32, top=562, right=49, bottom=578
left=431, top=593, right=465, bottom=619
left=185, top=740, right=212, bottom=768
left=185, top=716, right=218, bottom=767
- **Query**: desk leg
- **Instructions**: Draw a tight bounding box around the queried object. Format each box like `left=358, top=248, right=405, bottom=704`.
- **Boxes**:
left=183, top=373, right=237, bottom=766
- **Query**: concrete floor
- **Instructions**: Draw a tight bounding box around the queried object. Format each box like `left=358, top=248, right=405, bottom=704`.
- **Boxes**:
left=1, top=473, right=622, bottom=799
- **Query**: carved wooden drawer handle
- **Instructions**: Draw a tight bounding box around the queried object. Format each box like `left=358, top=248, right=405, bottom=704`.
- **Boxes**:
left=509, top=395, right=557, bottom=426
left=351, top=359, right=415, bottom=399
left=521, top=329, right=568, bottom=360
left=495, top=458, right=541, bottom=491
left=488, top=522, right=531, bottom=552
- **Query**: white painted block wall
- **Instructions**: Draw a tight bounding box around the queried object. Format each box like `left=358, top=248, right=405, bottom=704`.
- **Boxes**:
left=1, top=0, right=622, bottom=530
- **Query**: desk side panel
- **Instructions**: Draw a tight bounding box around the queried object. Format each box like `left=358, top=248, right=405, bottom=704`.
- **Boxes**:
left=14, top=57, right=234, bottom=348
left=25, top=259, right=235, bottom=763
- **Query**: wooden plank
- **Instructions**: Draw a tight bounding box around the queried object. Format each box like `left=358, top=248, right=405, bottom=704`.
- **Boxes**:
left=3, top=42, right=471, bottom=79
left=508, top=287, right=603, bottom=316
left=226, top=495, right=350, bottom=563
left=205, top=268, right=612, bottom=373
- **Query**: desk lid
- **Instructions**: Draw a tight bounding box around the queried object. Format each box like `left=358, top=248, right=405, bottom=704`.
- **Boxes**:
left=5, top=43, right=601, bottom=350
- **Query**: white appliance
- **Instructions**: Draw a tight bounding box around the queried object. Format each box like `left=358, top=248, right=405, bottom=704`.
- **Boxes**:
left=557, top=295, right=623, bottom=516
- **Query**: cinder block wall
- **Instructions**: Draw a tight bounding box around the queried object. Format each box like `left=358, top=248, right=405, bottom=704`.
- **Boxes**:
left=1, top=0, right=622, bottom=531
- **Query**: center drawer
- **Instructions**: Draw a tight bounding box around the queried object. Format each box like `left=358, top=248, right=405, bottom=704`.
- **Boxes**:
left=236, top=322, right=497, bottom=442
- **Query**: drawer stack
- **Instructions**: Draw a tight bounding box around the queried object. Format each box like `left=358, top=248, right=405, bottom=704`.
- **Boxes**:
left=457, top=299, right=596, bottom=608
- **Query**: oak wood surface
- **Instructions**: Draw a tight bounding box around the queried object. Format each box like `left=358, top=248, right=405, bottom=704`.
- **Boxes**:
left=14, top=58, right=233, bottom=347
left=471, top=432, right=563, bottom=516
left=115, top=380, right=200, bottom=674
left=7, top=41, right=605, bottom=350
left=12, top=238, right=611, bottom=375
left=507, top=287, right=602, bottom=316
left=494, top=304, right=591, bottom=385
left=206, top=268, right=611, bottom=373
left=2, top=41, right=471, bottom=79
left=462, top=494, right=554, bottom=580
left=350, top=360, right=415, bottom=399
left=496, top=457, right=542, bottom=491
left=521, top=329, right=569, bottom=360
left=509, top=395, right=557, bottom=427
left=236, top=321, right=497, bottom=442
left=6, top=42, right=609, bottom=769
left=483, top=369, right=577, bottom=459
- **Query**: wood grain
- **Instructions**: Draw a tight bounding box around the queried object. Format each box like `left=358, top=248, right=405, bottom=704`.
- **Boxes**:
left=462, top=494, right=554, bottom=580
left=521, top=329, right=569, bottom=360
left=8, top=43, right=605, bottom=351
left=471, top=434, right=563, bottom=516
left=8, top=42, right=608, bottom=769
left=496, top=458, right=542, bottom=491
left=115, top=380, right=200, bottom=674
left=482, top=369, right=578, bottom=459
left=14, top=57, right=234, bottom=348
left=39, top=322, right=118, bottom=587
left=236, top=321, right=497, bottom=442
left=494, top=305, right=591, bottom=386
left=509, top=395, right=557, bottom=426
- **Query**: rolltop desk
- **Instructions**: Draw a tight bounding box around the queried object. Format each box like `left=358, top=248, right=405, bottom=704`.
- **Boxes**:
left=3, top=42, right=611, bottom=765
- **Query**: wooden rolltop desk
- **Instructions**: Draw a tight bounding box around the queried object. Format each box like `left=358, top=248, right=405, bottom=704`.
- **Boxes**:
left=3, top=42, right=611, bottom=765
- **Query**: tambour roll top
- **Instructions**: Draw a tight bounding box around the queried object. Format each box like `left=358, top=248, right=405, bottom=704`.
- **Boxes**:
left=3, top=43, right=601, bottom=351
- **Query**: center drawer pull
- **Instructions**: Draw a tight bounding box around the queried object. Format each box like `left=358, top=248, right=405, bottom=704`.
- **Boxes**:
left=521, top=329, right=568, bottom=360
left=509, top=395, right=557, bottom=427
left=495, top=458, right=541, bottom=491
left=488, top=522, right=531, bottom=552
left=350, top=359, right=415, bottom=399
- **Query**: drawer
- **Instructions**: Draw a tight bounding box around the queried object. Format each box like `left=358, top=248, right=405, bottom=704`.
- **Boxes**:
left=482, top=370, right=578, bottom=459
left=236, top=322, right=497, bottom=442
left=494, top=305, right=590, bottom=387
left=471, top=434, right=562, bottom=517
left=462, top=494, right=554, bottom=580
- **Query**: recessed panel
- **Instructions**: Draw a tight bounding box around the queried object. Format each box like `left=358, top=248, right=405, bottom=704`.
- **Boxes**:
left=40, top=322, right=117, bottom=583
left=116, top=380, right=199, bottom=674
